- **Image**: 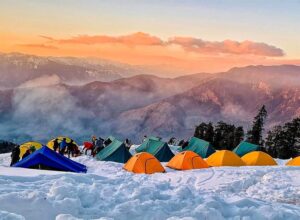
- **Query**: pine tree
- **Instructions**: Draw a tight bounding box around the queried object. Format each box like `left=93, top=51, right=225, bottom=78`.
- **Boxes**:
left=247, top=105, right=268, bottom=145
left=204, top=122, right=214, bottom=143
left=194, top=122, right=207, bottom=139
left=233, top=126, right=244, bottom=148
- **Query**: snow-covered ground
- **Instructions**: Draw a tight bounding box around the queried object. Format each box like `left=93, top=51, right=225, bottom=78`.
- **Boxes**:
left=0, top=151, right=300, bottom=220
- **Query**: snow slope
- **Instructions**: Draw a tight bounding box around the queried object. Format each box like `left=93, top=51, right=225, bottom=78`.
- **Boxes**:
left=0, top=152, right=300, bottom=220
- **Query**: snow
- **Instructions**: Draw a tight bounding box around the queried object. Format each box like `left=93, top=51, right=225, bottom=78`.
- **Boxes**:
left=0, top=151, right=300, bottom=220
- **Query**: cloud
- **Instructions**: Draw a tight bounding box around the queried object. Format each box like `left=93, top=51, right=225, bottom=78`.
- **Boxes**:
left=168, top=37, right=284, bottom=57
left=40, top=32, right=284, bottom=57
left=50, top=32, right=163, bottom=46
left=18, top=43, right=58, bottom=50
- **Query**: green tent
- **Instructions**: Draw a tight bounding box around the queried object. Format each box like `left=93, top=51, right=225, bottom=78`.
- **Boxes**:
left=96, top=139, right=132, bottom=163
left=233, top=141, right=260, bottom=157
left=135, top=136, right=160, bottom=152
left=136, top=139, right=174, bottom=162
left=180, top=137, right=215, bottom=158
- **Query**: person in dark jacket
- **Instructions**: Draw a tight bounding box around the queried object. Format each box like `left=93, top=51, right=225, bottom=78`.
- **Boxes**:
left=59, top=138, right=67, bottom=155
left=93, top=137, right=104, bottom=156
left=53, top=138, right=59, bottom=152
left=67, top=140, right=76, bottom=158
left=22, top=149, right=31, bottom=160
left=10, top=145, right=20, bottom=166
left=168, top=137, right=176, bottom=145
left=181, top=141, right=189, bottom=150
left=124, top=138, right=131, bottom=150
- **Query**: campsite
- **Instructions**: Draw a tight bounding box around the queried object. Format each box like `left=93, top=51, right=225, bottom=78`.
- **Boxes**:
left=1, top=135, right=300, bottom=219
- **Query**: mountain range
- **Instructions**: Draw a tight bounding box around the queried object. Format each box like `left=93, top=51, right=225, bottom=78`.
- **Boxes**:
left=0, top=53, right=299, bottom=143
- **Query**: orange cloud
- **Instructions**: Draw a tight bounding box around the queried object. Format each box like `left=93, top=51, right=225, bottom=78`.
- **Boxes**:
left=47, top=32, right=163, bottom=46
left=42, top=32, right=284, bottom=57
left=18, top=43, right=58, bottom=50
left=168, top=37, right=284, bottom=57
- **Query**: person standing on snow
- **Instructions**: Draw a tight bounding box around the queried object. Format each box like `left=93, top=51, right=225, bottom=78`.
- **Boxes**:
left=53, top=138, right=59, bottom=152
left=10, top=145, right=20, bottom=166
left=93, top=137, right=104, bottom=156
left=67, top=140, right=76, bottom=158
left=59, top=138, right=67, bottom=155
left=124, top=138, right=131, bottom=150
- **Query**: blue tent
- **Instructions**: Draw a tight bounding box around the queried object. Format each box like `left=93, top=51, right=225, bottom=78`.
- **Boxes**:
left=13, top=146, right=87, bottom=173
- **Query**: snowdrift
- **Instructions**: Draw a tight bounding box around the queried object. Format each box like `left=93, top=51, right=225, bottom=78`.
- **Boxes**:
left=0, top=153, right=300, bottom=220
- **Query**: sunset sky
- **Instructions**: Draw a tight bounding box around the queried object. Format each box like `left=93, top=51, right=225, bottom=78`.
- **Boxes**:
left=1, top=0, right=300, bottom=74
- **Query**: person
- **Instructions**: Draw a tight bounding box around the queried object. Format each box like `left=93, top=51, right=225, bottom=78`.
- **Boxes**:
left=142, top=135, right=148, bottom=142
left=104, top=137, right=112, bottom=147
left=59, top=138, right=67, bottom=155
left=22, top=149, right=31, bottom=160
left=53, top=138, right=59, bottom=152
left=92, top=136, right=97, bottom=147
left=181, top=141, right=189, bottom=150
left=93, top=137, right=104, bottom=156
left=168, top=137, right=176, bottom=145
left=178, top=139, right=185, bottom=146
left=67, top=140, right=75, bottom=158
left=124, top=138, right=131, bottom=150
left=10, top=145, right=20, bottom=166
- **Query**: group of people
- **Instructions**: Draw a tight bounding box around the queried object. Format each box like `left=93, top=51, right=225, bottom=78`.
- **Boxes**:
left=53, top=138, right=79, bottom=158
left=83, top=136, right=108, bottom=156
left=10, top=145, right=36, bottom=166
left=9, top=135, right=136, bottom=166
left=83, top=136, right=132, bottom=157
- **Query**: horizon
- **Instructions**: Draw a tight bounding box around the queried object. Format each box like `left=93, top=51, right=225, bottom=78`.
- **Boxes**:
left=1, top=0, right=300, bottom=76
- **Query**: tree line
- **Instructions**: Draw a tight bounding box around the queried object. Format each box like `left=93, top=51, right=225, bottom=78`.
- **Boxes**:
left=194, top=105, right=300, bottom=159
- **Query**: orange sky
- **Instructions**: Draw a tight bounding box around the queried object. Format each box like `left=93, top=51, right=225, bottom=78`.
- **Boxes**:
left=1, top=31, right=299, bottom=75
left=1, top=1, right=300, bottom=75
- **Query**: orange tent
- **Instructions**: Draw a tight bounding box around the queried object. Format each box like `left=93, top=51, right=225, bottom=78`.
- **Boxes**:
left=286, top=156, right=300, bottom=166
left=167, top=151, right=209, bottom=170
left=206, top=150, right=245, bottom=167
left=123, top=152, right=165, bottom=174
left=242, top=151, right=277, bottom=166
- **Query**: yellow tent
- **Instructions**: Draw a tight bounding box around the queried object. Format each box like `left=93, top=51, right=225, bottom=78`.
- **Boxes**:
left=47, top=136, right=78, bottom=149
left=123, top=152, right=165, bottom=174
left=286, top=156, right=300, bottom=166
left=167, top=151, right=209, bottom=170
left=206, top=150, right=245, bottom=167
left=19, top=141, right=43, bottom=158
left=242, top=151, right=277, bottom=166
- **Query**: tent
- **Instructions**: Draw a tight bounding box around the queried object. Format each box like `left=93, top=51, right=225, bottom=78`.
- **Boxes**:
left=47, top=136, right=78, bottom=150
left=135, top=139, right=174, bottom=162
left=286, top=156, right=300, bottom=166
left=19, top=141, right=43, bottom=158
left=13, top=146, right=87, bottom=173
left=96, top=139, right=132, bottom=163
left=233, top=141, right=260, bottom=157
left=179, top=137, right=215, bottom=158
left=206, top=150, right=245, bottom=167
left=135, top=136, right=160, bottom=152
left=242, top=151, right=277, bottom=166
left=167, top=151, right=209, bottom=170
left=123, top=152, right=165, bottom=174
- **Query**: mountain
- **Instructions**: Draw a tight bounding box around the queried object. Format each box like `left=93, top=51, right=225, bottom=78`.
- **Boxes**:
left=115, top=78, right=300, bottom=139
left=0, top=64, right=299, bottom=143
left=0, top=53, right=154, bottom=88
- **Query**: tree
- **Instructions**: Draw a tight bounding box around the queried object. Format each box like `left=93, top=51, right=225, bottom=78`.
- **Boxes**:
left=194, top=122, right=214, bottom=143
left=233, top=126, right=245, bottom=148
left=247, top=105, right=268, bottom=145
left=213, top=121, right=236, bottom=150
left=265, top=118, right=300, bottom=159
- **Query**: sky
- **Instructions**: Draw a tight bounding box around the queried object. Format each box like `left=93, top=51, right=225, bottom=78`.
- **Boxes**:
left=0, top=0, right=300, bottom=75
